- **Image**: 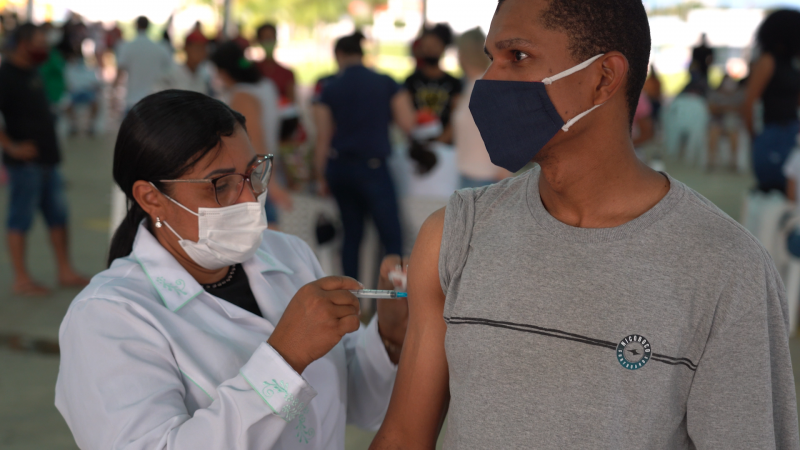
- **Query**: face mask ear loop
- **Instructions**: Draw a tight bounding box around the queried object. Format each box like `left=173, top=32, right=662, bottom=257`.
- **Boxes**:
left=161, top=219, right=185, bottom=242
left=148, top=182, right=199, bottom=217
left=562, top=103, right=604, bottom=132
left=543, top=53, right=605, bottom=85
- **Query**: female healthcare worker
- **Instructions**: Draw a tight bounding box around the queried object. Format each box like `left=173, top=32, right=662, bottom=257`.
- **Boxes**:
left=55, top=90, right=408, bottom=449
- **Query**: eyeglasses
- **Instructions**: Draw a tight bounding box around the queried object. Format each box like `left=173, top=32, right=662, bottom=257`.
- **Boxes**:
left=159, top=154, right=273, bottom=207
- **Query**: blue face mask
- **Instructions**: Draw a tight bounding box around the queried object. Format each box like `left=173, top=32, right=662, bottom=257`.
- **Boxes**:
left=469, top=54, right=605, bottom=173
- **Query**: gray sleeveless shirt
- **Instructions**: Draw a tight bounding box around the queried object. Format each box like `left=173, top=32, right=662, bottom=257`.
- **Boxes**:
left=438, top=167, right=798, bottom=449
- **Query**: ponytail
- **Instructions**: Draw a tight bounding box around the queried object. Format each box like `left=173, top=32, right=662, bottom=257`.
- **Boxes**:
left=107, top=200, right=149, bottom=267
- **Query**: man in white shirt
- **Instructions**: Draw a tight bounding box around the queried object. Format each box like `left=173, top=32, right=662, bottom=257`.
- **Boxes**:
left=159, top=30, right=212, bottom=95
left=115, top=16, right=172, bottom=111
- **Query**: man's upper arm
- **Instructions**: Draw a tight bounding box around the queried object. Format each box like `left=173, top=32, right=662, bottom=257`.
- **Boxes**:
left=391, top=90, right=416, bottom=135
left=687, top=254, right=800, bottom=449
left=371, top=208, right=450, bottom=449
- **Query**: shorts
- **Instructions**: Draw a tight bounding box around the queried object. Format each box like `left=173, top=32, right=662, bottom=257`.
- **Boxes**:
left=789, top=230, right=800, bottom=259
left=264, top=196, right=279, bottom=224
left=752, top=121, right=800, bottom=193
left=6, top=164, right=69, bottom=232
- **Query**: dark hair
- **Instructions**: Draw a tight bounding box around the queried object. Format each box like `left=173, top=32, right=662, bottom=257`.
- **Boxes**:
left=136, top=16, right=150, bottom=31
left=497, top=0, right=650, bottom=125
left=335, top=31, right=365, bottom=56
left=108, top=90, right=246, bottom=266
left=757, top=9, right=800, bottom=60
left=409, top=141, right=438, bottom=175
left=10, top=22, right=39, bottom=48
left=210, top=41, right=261, bottom=84
left=421, top=23, right=454, bottom=47
left=256, top=23, right=277, bottom=40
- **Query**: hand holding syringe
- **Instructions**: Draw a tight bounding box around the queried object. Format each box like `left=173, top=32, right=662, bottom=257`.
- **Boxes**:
left=350, top=259, right=408, bottom=299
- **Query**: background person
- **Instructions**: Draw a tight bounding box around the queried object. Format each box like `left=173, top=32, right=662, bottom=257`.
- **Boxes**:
left=255, top=22, right=305, bottom=190
left=371, top=0, right=799, bottom=447
left=64, top=46, right=102, bottom=136
left=56, top=90, right=408, bottom=450
left=114, top=16, right=172, bottom=113
left=707, top=74, right=745, bottom=171
left=0, top=23, right=88, bottom=295
left=403, top=24, right=461, bottom=144
left=690, top=33, right=714, bottom=88
left=453, top=27, right=509, bottom=189
left=38, top=21, right=67, bottom=107
left=643, top=65, right=663, bottom=121
left=158, top=30, right=212, bottom=95
left=210, top=41, right=292, bottom=228
left=314, top=32, right=416, bottom=280
left=632, top=92, right=656, bottom=164
left=742, top=9, right=800, bottom=193
left=255, top=22, right=296, bottom=104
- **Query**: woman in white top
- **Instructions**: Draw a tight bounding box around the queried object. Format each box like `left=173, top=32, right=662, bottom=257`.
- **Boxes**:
left=210, top=41, right=291, bottom=227
left=452, top=28, right=510, bottom=189
left=55, top=90, right=408, bottom=449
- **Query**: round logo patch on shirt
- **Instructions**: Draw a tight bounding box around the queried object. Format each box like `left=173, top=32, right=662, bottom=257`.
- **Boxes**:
left=617, top=335, right=651, bottom=370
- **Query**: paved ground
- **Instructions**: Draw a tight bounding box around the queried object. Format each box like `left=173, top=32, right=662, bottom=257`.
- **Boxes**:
left=0, top=129, right=794, bottom=449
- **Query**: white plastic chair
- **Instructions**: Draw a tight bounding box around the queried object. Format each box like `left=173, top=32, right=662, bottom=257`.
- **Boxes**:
left=744, top=193, right=800, bottom=335
left=663, top=94, right=710, bottom=168
left=783, top=257, right=800, bottom=336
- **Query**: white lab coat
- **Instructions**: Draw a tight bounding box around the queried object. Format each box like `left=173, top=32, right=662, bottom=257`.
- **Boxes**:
left=55, top=224, right=397, bottom=449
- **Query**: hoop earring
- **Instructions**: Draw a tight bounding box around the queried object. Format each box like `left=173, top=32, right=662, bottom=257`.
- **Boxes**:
left=155, top=217, right=162, bottom=228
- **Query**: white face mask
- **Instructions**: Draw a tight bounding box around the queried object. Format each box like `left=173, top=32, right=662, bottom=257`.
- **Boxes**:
left=156, top=186, right=268, bottom=270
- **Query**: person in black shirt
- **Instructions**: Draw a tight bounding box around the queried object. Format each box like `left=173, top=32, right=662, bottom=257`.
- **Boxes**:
left=742, top=10, right=800, bottom=193
left=0, top=23, right=88, bottom=296
left=404, top=24, right=463, bottom=144
left=690, top=33, right=714, bottom=87
left=315, top=32, right=415, bottom=280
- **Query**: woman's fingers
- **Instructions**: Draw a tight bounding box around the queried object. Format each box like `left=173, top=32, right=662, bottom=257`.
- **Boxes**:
left=337, top=314, right=361, bottom=335
left=315, top=275, right=362, bottom=292
left=331, top=303, right=360, bottom=319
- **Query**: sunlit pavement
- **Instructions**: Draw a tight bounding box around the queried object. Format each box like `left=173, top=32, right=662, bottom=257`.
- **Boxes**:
left=0, top=132, right=795, bottom=449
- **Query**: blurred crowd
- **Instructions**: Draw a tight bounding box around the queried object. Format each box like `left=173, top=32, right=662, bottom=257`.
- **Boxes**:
left=2, top=8, right=800, bottom=294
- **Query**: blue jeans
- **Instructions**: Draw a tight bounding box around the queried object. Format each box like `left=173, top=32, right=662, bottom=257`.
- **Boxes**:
left=752, top=121, right=800, bottom=192
left=6, top=164, right=68, bottom=232
left=264, top=197, right=279, bottom=224
left=789, top=230, right=800, bottom=258
left=326, top=158, right=402, bottom=279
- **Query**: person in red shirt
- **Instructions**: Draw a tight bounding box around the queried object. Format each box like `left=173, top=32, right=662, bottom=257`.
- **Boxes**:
left=255, top=23, right=296, bottom=104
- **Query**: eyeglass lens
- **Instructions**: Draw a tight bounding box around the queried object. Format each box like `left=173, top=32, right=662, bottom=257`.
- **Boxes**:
left=214, top=158, right=272, bottom=206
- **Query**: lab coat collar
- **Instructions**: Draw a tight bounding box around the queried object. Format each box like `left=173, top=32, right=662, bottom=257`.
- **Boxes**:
left=131, top=223, right=294, bottom=312
left=247, top=248, right=294, bottom=277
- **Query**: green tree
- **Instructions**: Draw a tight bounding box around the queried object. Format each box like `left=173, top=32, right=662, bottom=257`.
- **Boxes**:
left=183, top=0, right=387, bottom=37
left=649, top=1, right=705, bottom=21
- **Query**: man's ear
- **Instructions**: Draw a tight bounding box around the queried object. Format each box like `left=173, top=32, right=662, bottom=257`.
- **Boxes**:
left=132, top=181, right=166, bottom=221
left=593, top=52, right=628, bottom=106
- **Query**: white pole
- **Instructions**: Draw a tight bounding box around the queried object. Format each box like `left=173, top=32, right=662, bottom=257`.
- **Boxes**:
left=26, top=0, right=34, bottom=22
left=222, top=0, right=232, bottom=40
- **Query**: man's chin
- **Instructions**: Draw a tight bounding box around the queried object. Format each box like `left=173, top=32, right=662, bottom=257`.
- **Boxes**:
left=532, top=144, right=555, bottom=166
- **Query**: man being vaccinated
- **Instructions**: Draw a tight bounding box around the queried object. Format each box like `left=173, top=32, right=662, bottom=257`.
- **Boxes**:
left=371, top=0, right=800, bottom=448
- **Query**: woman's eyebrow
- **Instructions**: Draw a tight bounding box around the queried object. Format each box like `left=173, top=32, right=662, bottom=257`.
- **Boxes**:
left=204, top=167, right=236, bottom=178
left=493, top=38, right=534, bottom=50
